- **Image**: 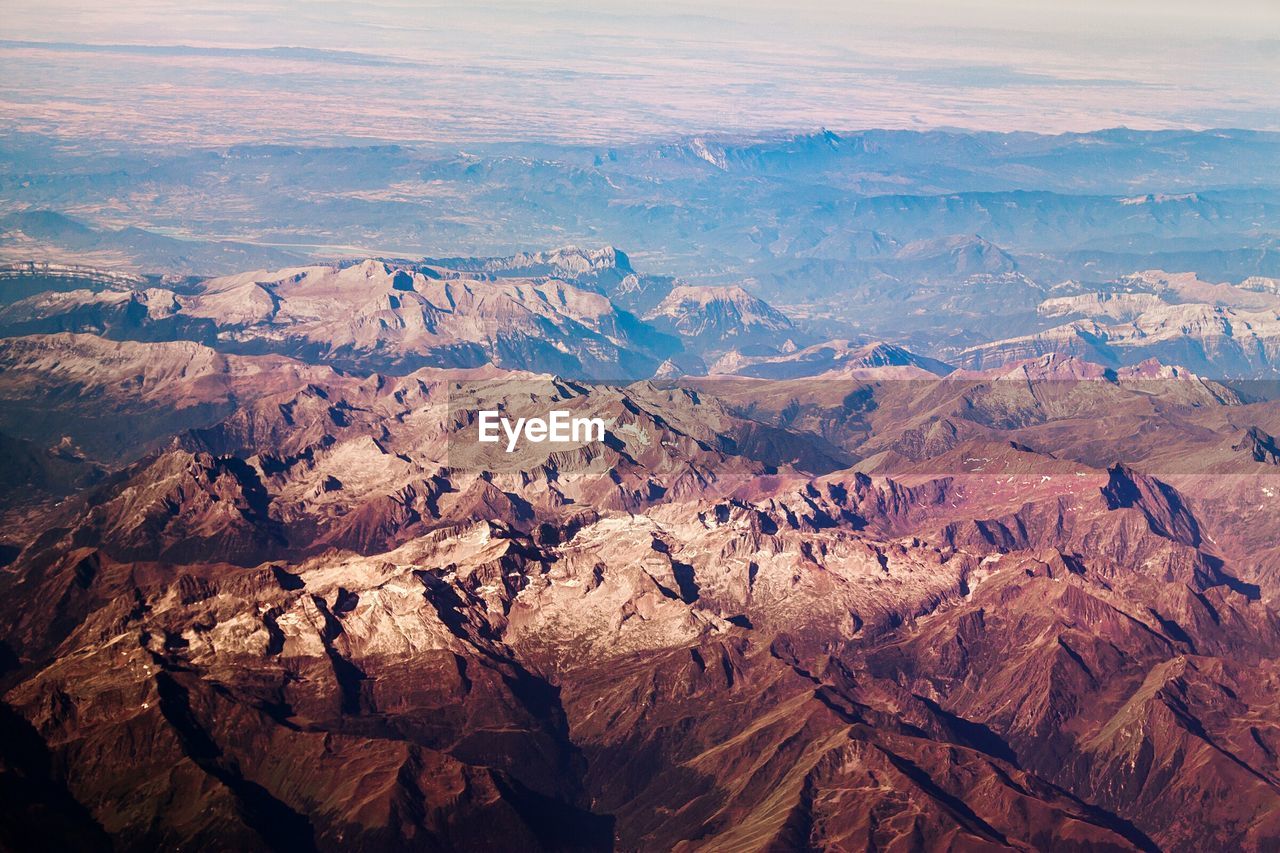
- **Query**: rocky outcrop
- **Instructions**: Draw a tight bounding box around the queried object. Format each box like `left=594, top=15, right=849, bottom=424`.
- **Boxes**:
left=710, top=339, right=953, bottom=379
left=0, top=259, right=683, bottom=380
left=956, top=303, right=1280, bottom=377
left=644, top=284, right=794, bottom=344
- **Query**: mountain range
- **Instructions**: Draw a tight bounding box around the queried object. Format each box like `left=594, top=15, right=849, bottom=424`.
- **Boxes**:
left=7, top=249, right=1280, bottom=382
left=3, top=125, right=1280, bottom=851
left=2, top=324, right=1279, bottom=850
left=5, top=128, right=1280, bottom=351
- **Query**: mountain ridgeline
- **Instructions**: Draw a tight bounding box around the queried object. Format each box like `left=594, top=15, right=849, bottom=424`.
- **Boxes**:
left=5, top=246, right=1280, bottom=381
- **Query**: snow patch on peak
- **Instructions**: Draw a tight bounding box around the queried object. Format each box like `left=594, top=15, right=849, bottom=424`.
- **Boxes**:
left=689, top=138, right=728, bottom=170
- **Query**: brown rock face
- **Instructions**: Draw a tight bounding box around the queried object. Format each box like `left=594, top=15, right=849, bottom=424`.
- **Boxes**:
left=2, top=335, right=1280, bottom=851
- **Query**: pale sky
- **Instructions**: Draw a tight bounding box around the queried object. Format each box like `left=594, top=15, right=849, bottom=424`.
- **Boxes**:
left=1, top=1, right=1277, bottom=144
left=4, top=1, right=1278, bottom=45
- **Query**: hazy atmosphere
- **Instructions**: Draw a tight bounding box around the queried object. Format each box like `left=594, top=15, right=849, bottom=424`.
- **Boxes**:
left=3, top=0, right=1278, bottom=145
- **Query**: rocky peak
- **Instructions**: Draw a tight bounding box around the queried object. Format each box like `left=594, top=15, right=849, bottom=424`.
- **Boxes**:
left=1101, top=464, right=1201, bottom=547
left=645, top=284, right=793, bottom=341
left=1233, top=426, right=1280, bottom=464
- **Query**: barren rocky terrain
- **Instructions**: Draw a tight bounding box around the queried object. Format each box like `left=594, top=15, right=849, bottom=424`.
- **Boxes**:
left=2, top=280, right=1279, bottom=848
left=3, top=125, right=1280, bottom=848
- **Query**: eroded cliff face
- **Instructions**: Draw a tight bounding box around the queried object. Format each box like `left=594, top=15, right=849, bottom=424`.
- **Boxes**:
left=1, top=337, right=1279, bottom=851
